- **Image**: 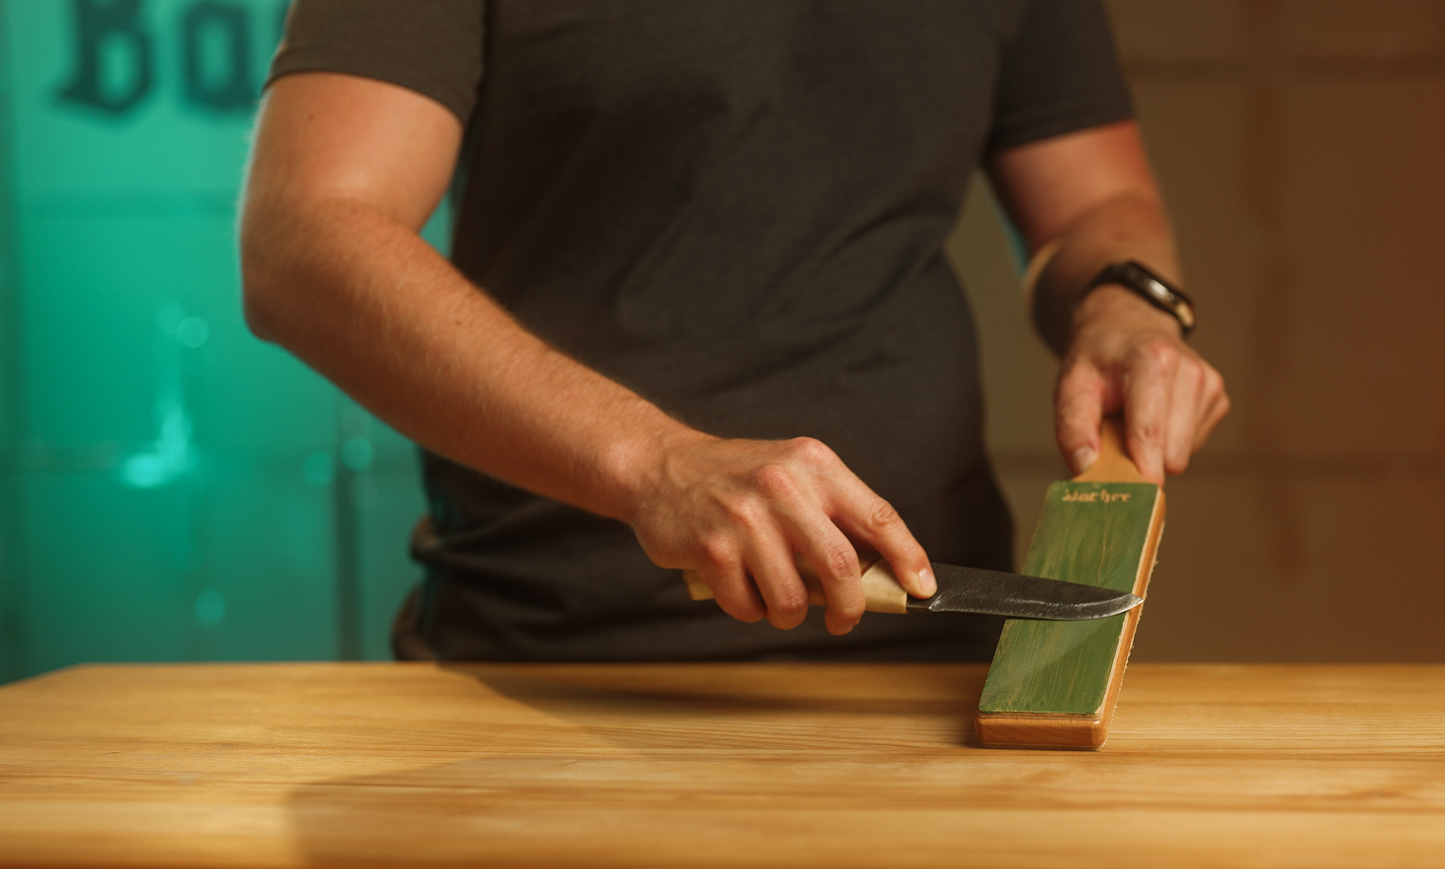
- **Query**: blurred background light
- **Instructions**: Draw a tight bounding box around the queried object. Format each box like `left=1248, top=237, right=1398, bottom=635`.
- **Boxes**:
left=0, top=0, right=446, bottom=682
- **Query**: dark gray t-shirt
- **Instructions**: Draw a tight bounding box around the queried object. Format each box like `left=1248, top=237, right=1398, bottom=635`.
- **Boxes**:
left=270, top=0, right=1133, bottom=662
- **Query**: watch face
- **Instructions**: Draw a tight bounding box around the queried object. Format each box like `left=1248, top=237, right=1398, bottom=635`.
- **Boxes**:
left=1140, top=272, right=1175, bottom=304
left=1101, top=262, right=1195, bottom=336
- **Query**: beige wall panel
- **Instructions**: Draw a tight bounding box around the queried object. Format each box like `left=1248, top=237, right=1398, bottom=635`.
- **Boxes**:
left=1133, top=80, right=1259, bottom=455
left=1279, top=79, right=1444, bottom=457
left=1133, top=474, right=1445, bottom=662
left=1129, top=476, right=1284, bottom=662
left=1105, top=0, right=1248, bottom=64
left=1281, top=0, right=1445, bottom=61
left=1285, top=476, right=1445, bottom=661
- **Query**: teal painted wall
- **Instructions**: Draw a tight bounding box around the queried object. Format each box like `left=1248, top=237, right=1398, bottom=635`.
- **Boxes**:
left=0, top=0, right=439, bottom=682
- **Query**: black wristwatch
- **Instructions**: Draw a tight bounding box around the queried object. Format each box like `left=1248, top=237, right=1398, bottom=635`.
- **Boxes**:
left=1084, top=261, right=1196, bottom=339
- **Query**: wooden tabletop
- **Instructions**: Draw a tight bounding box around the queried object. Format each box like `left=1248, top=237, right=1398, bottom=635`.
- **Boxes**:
left=3, top=662, right=1444, bottom=868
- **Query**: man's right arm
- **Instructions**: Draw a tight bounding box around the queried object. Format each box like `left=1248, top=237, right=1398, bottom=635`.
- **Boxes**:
left=240, top=72, right=935, bottom=636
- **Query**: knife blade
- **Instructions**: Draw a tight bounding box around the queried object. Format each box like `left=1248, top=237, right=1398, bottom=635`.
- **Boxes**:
left=682, top=554, right=1142, bottom=621
left=910, top=562, right=1142, bottom=620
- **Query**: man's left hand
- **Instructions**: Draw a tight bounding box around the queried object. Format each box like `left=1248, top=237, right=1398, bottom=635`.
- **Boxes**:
left=1054, top=284, right=1229, bottom=483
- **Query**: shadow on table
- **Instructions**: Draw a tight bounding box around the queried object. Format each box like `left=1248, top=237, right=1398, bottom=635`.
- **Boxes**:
left=284, top=663, right=991, bottom=865
left=447, top=662, right=989, bottom=751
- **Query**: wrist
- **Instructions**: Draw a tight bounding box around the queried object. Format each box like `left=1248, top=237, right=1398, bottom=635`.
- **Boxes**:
left=1027, top=245, right=1186, bottom=357
left=1082, top=260, right=1194, bottom=339
left=1071, top=284, right=1185, bottom=346
left=598, top=415, right=714, bottom=525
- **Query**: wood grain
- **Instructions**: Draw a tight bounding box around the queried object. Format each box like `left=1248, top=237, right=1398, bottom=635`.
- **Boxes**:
left=975, top=420, right=1165, bottom=749
left=3, top=662, right=1445, bottom=869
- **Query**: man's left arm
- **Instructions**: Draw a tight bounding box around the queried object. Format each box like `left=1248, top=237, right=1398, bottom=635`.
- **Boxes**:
left=986, top=119, right=1230, bottom=483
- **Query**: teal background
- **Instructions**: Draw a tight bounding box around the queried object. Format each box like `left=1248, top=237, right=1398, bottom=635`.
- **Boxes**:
left=0, top=0, right=440, bottom=683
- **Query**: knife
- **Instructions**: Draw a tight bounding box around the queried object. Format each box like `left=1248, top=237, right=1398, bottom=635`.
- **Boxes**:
left=682, top=554, right=1142, bottom=621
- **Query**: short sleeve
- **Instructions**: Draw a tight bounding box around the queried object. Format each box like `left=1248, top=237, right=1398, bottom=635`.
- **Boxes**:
left=986, top=0, right=1133, bottom=153
left=267, top=0, right=486, bottom=123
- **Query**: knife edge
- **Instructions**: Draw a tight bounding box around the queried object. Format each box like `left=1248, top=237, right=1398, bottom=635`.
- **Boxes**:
left=915, top=563, right=1143, bottom=620
left=683, top=557, right=1143, bottom=621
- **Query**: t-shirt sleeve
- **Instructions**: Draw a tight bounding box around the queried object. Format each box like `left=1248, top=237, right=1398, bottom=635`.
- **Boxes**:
left=986, top=0, right=1134, bottom=153
left=267, top=0, right=485, bottom=123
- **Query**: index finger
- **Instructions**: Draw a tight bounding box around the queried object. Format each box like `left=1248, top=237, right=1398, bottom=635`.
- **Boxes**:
left=1121, top=345, right=1176, bottom=484
left=1055, top=360, right=1109, bottom=475
left=832, top=487, right=936, bottom=600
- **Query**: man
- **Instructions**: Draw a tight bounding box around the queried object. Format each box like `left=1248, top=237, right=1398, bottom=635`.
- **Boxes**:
left=240, top=1, right=1228, bottom=662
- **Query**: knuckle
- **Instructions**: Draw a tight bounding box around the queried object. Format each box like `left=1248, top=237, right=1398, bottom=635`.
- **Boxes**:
left=1134, top=337, right=1180, bottom=371
left=696, top=536, right=733, bottom=569
left=788, top=436, right=836, bottom=466
left=822, top=543, right=859, bottom=581
left=751, top=462, right=798, bottom=501
left=867, top=500, right=901, bottom=532
left=771, top=589, right=810, bottom=621
left=1132, top=421, right=1165, bottom=447
left=723, top=598, right=766, bottom=624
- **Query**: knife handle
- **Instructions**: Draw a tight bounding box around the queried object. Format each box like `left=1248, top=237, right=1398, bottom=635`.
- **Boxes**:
left=682, top=553, right=909, bottom=614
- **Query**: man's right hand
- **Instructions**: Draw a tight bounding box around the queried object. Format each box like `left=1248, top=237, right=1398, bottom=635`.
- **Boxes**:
left=241, top=72, right=928, bottom=639
left=624, top=433, right=937, bottom=636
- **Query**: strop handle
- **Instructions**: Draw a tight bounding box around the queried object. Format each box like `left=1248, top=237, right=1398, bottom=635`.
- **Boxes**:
left=1074, top=416, right=1149, bottom=484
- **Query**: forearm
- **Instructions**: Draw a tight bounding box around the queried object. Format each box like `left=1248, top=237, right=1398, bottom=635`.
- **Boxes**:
left=241, top=71, right=939, bottom=636
left=240, top=197, right=694, bottom=524
left=241, top=200, right=936, bottom=631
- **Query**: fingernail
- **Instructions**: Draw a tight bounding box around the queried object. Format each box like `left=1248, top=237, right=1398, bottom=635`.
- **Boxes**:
left=919, top=567, right=937, bottom=597
left=1072, top=447, right=1098, bottom=473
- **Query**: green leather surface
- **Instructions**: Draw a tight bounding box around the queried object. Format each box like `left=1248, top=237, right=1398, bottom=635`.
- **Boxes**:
left=978, top=481, right=1159, bottom=716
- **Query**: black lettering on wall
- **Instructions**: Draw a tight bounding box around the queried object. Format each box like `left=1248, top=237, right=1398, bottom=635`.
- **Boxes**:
left=56, top=0, right=154, bottom=116
left=180, top=2, right=253, bottom=112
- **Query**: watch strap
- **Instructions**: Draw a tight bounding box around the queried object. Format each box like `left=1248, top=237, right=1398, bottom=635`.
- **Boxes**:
left=1085, top=261, right=1196, bottom=338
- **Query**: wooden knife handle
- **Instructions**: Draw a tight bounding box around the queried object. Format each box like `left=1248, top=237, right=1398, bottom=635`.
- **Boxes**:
left=682, top=554, right=909, bottom=614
